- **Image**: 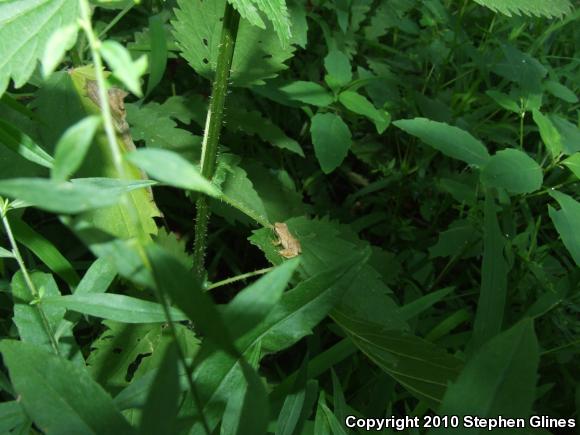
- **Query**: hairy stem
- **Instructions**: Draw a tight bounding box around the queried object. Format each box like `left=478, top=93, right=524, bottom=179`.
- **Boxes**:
left=193, top=2, right=241, bottom=279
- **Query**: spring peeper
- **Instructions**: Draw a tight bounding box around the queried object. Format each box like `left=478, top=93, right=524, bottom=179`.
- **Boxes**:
left=273, top=222, right=301, bottom=258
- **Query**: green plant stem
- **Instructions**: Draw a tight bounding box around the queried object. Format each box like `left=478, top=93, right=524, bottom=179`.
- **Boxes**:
left=78, top=3, right=208, bottom=430
left=78, top=0, right=126, bottom=180
left=207, top=267, right=273, bottom=291
left=193, top=2, right=241, bottom=279
left=0, top=199, right=60, bottom=355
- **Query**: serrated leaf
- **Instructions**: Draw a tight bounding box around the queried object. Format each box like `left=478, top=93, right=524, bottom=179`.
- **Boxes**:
left=310, top=113, right=352, bottom=174
left=125, top=102, right=202, bottom=162
left=472, top=0, right=572, bottom=18
left=173, top=0, right=295, bottom=87
left=213, top=159, right=270, bottom=226
left=548, top=191, right=580, bottom=266
left=0, top=0, right=80, bottom=96
left=67, top=66, right=161, bottom=239
left=127, top=148, right=220, bottom=197
left=229, top=0, right=292, bottom=47
left=432, top=320, right=539, bottom=434
left=394, top=118, right=490, bottom=166
left=480, top=149, right=543, bottom=195
left=0, top=340, right=135, bottom=435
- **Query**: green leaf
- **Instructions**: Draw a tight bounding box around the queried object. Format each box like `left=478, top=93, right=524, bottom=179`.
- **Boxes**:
left=227, top=108, right=304, bottom=156
left=145, top=14, right=168, bottom=97
left=221, top=349, right=269, bottom=435
left=125, top=101, right=202, bottom=162
left=87, top=321, right=198, bottom=390
left=11, top=272, right=64, bottom=351
left=74, top=257, right=116, bottom=295
left=548, top=191, right=580, bottom=266
left=41, top=24, right=79, bottom=78
left=229, top=0, right=292, bottom=47
left=310, top=113, right=352, bottom=174
left=485, top=90, right=520, bottom=113
left=433, top=320, right=539, bottom=434
left=42, top=293, right=188, bottom=323
left=0, top=177, right=155, bottom=214
left=0, top=0, right=80, bottom=96
left=188, top=252, right=366, bottom=434
left=127, top=148, right=220, bottom=196
left=146, top=243, right=238, bottom=355
left=213, top=157, right=270, bottom=226
left=173, top=0, right=295, bottom=87
left=224, top=259, right=300, bottom=340
left=324, top=50, right=352, bottom=89
left=0, top=340, right=134, bottom=435
left=139, top=343, right=180, bottom=435
left=532, top=110, right=562, bottom=157
left=480, top=149, right=543, bottom=195
left=10, top=216, right=80, bottom=286
left=0, top=401, right=28, bottom=434
left=100, top=40, right=148, bottom=97
left=394, top=118, right=490, bottom=166
left=0, top=246, right=13, bottom=258
left=339, top=90, right=390, bottom=134
left=470, top=193, right=508, bottom=351
left=275, top=356, right=309, bottom=435
left=278, top=81, right=334, bottom=107
left=52, top=116, right=101, bottom=181
left=63, top=67, right=162, bottom=239
left=550, top=114, right=580, bottom=155
left=544, top=80, right=578, bottom=104
left=0, top=119, right=54, bottom=169
left=562, top=153, right=580, bottom=179
left=472, top=0, right=572, bottom=18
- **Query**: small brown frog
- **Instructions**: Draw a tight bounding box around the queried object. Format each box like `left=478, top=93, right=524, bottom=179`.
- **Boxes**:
left=273, top=222, right=301, bottom=258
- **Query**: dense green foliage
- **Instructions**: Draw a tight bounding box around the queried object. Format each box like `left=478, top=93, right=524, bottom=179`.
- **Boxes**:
left=0, top=0, right=578, bottom=433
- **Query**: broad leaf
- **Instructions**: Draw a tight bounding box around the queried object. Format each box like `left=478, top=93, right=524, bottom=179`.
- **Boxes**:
left=394, top=118, right=490, bottom=167
left=310, top=113, right=352, bottom=174
left=339, top=90, right=390, bottom=134
left=0, top=0, right=79, bottom=96
left=0, top=340, right=134, bottom=434
left=324, top=49, right=352, bottom=89
left=480, top=149, right=543, bottom=195
left=100, top=40, right=148, bottom=97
